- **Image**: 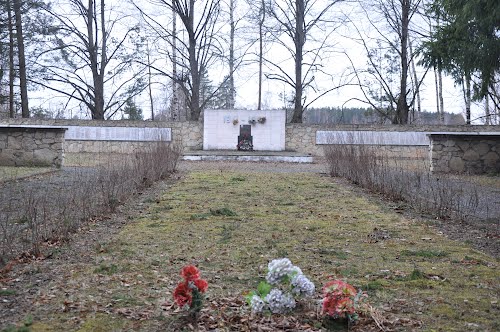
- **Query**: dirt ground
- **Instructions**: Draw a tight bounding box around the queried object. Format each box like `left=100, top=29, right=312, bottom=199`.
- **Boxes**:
left=0, top=160, right=498, bottom=331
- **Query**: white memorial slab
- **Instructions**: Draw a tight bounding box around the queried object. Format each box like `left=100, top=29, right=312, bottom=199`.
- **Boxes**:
left=203, top=109, right=286, bottom=151
left=65, top=126, right=171, bottom=141
left=316, top=131, right=429, bottom=146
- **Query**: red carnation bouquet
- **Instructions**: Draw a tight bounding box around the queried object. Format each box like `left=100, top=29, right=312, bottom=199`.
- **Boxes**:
left=173, top=265, right=208, bottom=316
left=322, top=280, right=365, bottom=323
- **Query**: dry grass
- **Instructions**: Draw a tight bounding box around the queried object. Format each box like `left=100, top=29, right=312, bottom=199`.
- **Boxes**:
left=64, top=153, right=132, bottom=167
left=0, top=166, right=54, bottom=182
left=7, top=170, right=497, bottom=331
left=447, top=173, right=500, bottom=190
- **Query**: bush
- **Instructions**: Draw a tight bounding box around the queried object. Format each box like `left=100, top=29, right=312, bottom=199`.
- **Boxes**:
left=0, top=141, right=181, bottom=265
left=323, top=133, right=480, bottom=222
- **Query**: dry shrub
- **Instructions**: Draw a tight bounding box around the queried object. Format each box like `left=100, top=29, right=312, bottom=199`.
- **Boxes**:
left=0, top=141, right=181, bottom=265
left=324, top=133, right=481, bottom=222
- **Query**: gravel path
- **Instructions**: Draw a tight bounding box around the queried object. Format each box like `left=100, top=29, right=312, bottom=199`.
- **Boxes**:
left=178, top=159, right=329, bottom=173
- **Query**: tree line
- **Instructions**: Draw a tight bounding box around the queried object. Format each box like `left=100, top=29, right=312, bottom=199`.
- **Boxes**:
left=0, top=0, right=498, bottom=124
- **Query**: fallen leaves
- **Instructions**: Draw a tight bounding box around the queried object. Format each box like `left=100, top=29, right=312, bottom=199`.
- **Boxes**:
left=116, top=307, right=154, bottom=320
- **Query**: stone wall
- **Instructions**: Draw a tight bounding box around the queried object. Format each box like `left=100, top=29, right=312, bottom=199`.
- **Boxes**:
left=286, top=123, right=500, bottom=158
left=0, top=126, right=66, bottom=167
left=429, top=134, right=500, bottom=174
left=1, top=119, right=499, bottom=163
left=0, top=119, right=203, bottom=153
left=286, top=124, right=430, bottom=159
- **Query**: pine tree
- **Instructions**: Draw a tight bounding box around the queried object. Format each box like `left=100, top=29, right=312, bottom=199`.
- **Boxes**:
left=421, top=0, right=500, bottom=123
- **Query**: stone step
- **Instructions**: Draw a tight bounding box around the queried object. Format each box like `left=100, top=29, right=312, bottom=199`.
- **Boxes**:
left=182, top=150, right=313, bottom=163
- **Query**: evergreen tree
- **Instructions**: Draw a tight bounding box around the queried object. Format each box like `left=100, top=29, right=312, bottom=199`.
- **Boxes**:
left=122, top=99, right=143, bottom=120
left=212, top=75, right=235, bottom=109
left=421, top=0, right=500, bottom=123
left=199, top=69, right=215, bottom=110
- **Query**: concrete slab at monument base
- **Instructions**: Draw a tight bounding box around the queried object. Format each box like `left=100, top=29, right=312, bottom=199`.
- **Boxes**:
left=183, top=150, right=313, bottom=163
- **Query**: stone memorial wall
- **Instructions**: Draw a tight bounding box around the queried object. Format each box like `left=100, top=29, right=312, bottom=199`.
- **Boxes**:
left=286, top=124, right=500, bottom=160
left=2, top=119, right=499, bottom=174
left=203, top=109, right=286, bottom=151
left=429, top=134, right=500, bottom=174
left=0, top=119, right=203, bottom=154
left=0, top=125, right=67, bottom=167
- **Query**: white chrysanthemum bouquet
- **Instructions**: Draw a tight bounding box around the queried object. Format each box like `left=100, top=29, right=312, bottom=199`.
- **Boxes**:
left=246, top=258, right=315, bottom=314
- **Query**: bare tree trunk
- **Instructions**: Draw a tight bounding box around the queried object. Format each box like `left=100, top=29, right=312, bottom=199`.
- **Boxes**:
left=292, top=0, right=305, bottom=123
left=434, top=62, right=446, bottom=123
left=228, top=0, right=235, bottom=109
left=433, top=17, right=445, bottom=123
left=13, top=0, right=29, bottom=118
left=437, top=61, right=444, bottom=122
left=7, top=0, right=15, bottom=118
left=434, top=65, right=440, bottom=117
left=87, top=0, right=105, bottom=119
left=493, top=88, right=499, bottom=125
left=187, top=0, right=201, bottom=121
left=98, top=0, right=106, bottom=119
left=257, top=0, right=265, bottom=110
left=465, top=72, right=471, bottom=124
left=484, top=93, right=490, bottom=125
left=171, top=3, right=178, bottom=120
left=147, top=41, right=154, bottom=121
left=395, top=0, right=410, bottom=124
left=409, top=40, right=420, bottom=122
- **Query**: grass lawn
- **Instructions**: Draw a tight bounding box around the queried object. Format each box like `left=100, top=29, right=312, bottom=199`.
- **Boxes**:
left=0, top=166, right=54, bottom=182
left=453, top=173, right=500, bottom=190
left=11, top=170, right=498, bottom=331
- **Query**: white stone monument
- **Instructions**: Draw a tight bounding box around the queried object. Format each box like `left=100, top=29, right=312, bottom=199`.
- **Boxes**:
left=203, top=109, right=286, bottom=151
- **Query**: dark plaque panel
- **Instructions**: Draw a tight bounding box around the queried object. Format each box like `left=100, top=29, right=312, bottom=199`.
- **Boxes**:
left=237, top=125, right=253, bottom=151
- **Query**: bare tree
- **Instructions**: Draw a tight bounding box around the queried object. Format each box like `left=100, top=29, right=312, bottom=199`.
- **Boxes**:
left=1, top=0, right=52, bottom=118
left=171, top=4, right=179, bottom=120
left=408, top=39, right=421, bottom=121
left=135, top=0, right=223, bottom=121
left=265, top=0, right=344, bottom=123
left=13, top=0, right=28, bottom=117
left=37, top=0, right=146, bottom=119
left=226, top=0, right=236, bottom=109
left=351, top=0, right=426, bottom=124
left=257, top=0, right=265, bottom=110
left=243, top=0, right=268, bottom=110
left=7, top=0, right=15, bottom=117
left=433, top=16, right=444, bottom=123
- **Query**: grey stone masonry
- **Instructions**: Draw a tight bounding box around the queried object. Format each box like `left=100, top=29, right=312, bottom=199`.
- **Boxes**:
left=0, top=119, right=203, bottom=153
left=286, top=123, right=500, bottom=157
left=429, top=133, right=500, bottom=174
left=0, top=125, right=67, bottom=167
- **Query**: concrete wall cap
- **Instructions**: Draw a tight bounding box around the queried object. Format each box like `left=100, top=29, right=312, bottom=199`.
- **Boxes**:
left=0, top=124, right=68, bottom=130
left=427, top=132, right=500, bottom=137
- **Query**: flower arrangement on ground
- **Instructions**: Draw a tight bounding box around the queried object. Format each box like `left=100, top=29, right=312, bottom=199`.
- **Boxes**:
left=246, top=258, right=315, bottom=314
left=173, top=265, right=208, bottom=317
left=322, top=279, right=366, bottom=327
